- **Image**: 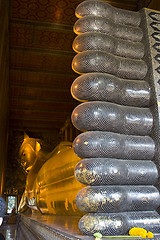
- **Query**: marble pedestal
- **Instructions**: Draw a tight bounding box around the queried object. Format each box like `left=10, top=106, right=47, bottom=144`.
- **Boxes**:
left=15, top=213, right=160, bottom=240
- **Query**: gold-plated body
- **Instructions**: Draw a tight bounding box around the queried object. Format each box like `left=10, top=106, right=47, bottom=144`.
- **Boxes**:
left=19, top=136, right=84, bottom=215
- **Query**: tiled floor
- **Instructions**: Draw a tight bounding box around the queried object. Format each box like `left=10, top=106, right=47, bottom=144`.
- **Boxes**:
left=0, top=224, right=17, bottom=240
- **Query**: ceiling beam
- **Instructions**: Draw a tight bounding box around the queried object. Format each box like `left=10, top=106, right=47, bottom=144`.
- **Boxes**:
left=10, top=48, right=74, bottom=73
left=10, top=46, right=75, bottom=56
left=9, top=119, right=65, bottom=131
left=10, top=19, right=73, bottom=31
left=10, top=68, right=77, bottom=76
left=10, top=83, right=71, bottom=91
left=10, top=69, right=77, bottom=89
left=10, top=85, right=73, bottom=102
left=9, top=109, right=71, bottom=121
left=9, top=98, right=76, bottom=112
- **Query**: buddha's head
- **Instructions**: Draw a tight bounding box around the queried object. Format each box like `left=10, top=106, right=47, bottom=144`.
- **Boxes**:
left=19, top=133, right=41, bottom=172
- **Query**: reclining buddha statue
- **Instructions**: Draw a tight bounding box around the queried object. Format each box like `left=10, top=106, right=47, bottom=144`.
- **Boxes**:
left=18, top=133, right=84, bottom=216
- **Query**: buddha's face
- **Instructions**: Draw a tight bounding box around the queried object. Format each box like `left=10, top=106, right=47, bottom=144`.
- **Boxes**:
left=19, top=139, right=37, bottom=172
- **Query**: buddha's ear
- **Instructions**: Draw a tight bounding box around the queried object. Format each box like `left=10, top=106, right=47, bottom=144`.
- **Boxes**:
left=24, top=132, right=29, bottom=140
left=36, top=141, right=41, bottom=152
